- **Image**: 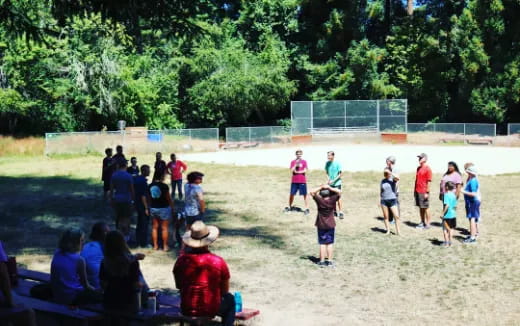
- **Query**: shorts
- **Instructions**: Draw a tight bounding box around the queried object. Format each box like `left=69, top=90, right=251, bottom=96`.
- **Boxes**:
left=465, top=200, right=481, bottom=220
left=103, top=179, right=110, bottom=192
left=442, top=218, right=457, bottom=229
left=380, top=199, right=397, bottom=208
left=290, top=183, right=307, bottom=196
left=331, top=184, right=342, bottom=190
left=317, top=228, right=335, bottom=245
left=150, top=207, right=171, bottom=221
left=114, top=202, right=132, bottom=220
left=414, top=192, right=429, bottom=208
left=186, top=214, right=203, bottom=225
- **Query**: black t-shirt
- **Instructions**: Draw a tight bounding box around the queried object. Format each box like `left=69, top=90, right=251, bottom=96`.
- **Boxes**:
left=148, top=182, right=170, bottom=208
left=127, top=166, right=139, bottom=177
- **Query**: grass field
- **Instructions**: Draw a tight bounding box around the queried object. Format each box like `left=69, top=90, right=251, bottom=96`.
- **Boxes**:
left=0, top=154, right=519, bottom=325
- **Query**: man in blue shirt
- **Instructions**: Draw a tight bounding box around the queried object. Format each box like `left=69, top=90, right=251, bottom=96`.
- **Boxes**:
left=110, top=159, right=134, bottom=242
left=325, top=151, right=344, bottom=218
left=134, top=165, right=151, bottom=248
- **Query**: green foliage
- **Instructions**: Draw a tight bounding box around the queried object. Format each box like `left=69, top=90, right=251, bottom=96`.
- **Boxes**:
left=1, top=0, right=520, bottom=134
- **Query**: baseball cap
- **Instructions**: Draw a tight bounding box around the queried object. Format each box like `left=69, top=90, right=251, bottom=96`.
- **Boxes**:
left=386, top=156, right=396, bottom=164
left=417, top=153, right=428, bottom=159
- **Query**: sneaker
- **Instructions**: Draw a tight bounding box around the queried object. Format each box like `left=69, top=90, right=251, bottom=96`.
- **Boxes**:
left=284, top=207, right=291, bottom=213
left=304, top=209, right=310, bottom=215
left=415, top=223, right=425, bottom=229
left=317, top=261, right=327, bottom=268
left=423, top=225, right=431, bottom=230
left=338, top=212, right=344, bottom=219
left=334, top=211, right=338, bottom=217
left=463, top=237, right=476, bottom=244
left=326, top=260, right=336, bottom=268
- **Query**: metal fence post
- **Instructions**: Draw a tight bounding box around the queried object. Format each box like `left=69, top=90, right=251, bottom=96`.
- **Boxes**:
left=344, top=101, right=347, bottom=128
left=376, top=100, right=380, bottom=132
left=404, top=99, right=408, bottom=133
left=508, top=123, right=510, bottom=135
left=494, top=124, right=496, bottom=137
left=189, top=129, right=192, bottom=140
left=310, top=101, right=314, bottom=132
left=463, top=123, right=466, bottom=136
left=270, top=127, right=273, bottom=143
left=248, top=127, right=252, bottom=143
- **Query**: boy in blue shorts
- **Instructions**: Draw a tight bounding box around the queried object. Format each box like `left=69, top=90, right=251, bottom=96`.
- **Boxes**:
left=461, top=165, right=481, bottom=243
left=440, top=181, right=457, bottom=247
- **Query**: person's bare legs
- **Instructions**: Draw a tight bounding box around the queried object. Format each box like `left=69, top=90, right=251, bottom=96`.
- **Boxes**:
left=152, top=218, right=159, bottom=250
left=161, top=220, right=170, bottom=251
left=425, top=208, right=431, bottom=227
left=381, top=205, right=390, bottom=234
left=419, top=208, right=426, bottom=225
left=469, top=218, right=477, bottom=238
left=288, top=194, right=295, bottom=207
left=326, top=244, right=334, bottom=261
left=319, top=244, right=327, bottom=262
left=442, top=221, right=449, bottom=245
left=390, top=206, right=400, bottom=235
left=303, top=194, right=309, bottom=210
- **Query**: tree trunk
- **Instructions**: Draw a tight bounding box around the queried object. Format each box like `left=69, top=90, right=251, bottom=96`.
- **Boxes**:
left=407, top=0, right=414, bottom=16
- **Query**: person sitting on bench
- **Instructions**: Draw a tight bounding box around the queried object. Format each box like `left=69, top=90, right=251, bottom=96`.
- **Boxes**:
left=173, top=221, right=235, bottom=326
left=50, top=228, right=102, bottom=305
left=80, top=222, right=110, bottom=291
left=100, top=231, right=146, bottom=312
left=0, top=241, right=37, bottom=326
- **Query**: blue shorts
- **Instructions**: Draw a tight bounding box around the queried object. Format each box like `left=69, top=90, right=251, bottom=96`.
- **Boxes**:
left=317, top=228, right=335, bottom=245
left=465, top=200, right=481, bottom=220
left=290, top=183, right=307, bottom=196
left=380, top=199, right=397, bottom=208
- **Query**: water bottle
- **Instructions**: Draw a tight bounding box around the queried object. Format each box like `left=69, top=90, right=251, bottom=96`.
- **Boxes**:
left=234, top=292, right=242, bottom=313
left=147, top=290, right=157, bottom=314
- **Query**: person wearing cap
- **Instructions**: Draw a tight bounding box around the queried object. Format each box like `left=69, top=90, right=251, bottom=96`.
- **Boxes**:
left=414, top=153, right=432, bottom=229
left=285, top=149, right=310, bottom=215
left=173, top=221, right=235, bottom=325
left=460, top=165, right=481, bottom=243
left=380, top=169, right=400, bottom=235
left=385, top=156, right=400, bottom=224
left=310, top=185, right=341, bottom=267
left=110, top=158, right=135, bottom=242
left=325, top=151, right=344, bottom=218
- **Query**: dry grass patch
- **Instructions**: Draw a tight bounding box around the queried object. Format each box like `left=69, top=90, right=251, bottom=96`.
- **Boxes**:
left=0, top=156, right=519, bottom=325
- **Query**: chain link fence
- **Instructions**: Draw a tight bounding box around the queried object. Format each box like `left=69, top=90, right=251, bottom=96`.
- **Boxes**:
left=291, top=99, right=407, bottom=134
left=407, top=123, right=496, bottom=137
left=45, top=128, right=219, bottom=155
left=225, top=126, right=292, bottom=144
left=508, top=123, right=520, bottom=135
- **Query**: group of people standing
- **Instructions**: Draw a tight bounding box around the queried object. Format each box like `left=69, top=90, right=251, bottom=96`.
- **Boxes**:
left=286, top=149, right=483, bottom=268
left=101, top=145, right=204, bottom=251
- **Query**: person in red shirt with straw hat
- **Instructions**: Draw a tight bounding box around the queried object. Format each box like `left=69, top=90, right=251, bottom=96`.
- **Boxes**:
left=173, top=221, right=235, bottom=325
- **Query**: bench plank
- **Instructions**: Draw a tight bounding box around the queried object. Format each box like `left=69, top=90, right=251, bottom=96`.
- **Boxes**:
left=18, top=268, right=51, bottom=283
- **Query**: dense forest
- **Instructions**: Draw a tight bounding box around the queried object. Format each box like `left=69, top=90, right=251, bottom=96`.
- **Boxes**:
left=0, top=0, right=519, bottom=134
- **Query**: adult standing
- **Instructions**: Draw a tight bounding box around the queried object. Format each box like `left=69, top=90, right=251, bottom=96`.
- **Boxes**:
left=414, top=153, right=432, bottom=229
left=173, top=221, right=235, bottom=326
left=102, top=148, right=115, bottom=201
left=461, top=165, right=481, bottom=243
left=439, top=161, right=462, bottom=201
left=127, top=157, right=140, bottom=177
left=149, top=170, right=175, bottom=251
left=325, top=151, right=344, bottom=218
left=385, top=156, right=400, bottom=223
left=285, top=149, right=310, bottom=215
left=134, top=165, right=151, bottom=248
left=154, top=152, right=167, bottom=178
left=167, top=153, right=188, bottom=200
left=110, top=159, right=135, bottom=242
left=112, top=145, right=126, bottom=162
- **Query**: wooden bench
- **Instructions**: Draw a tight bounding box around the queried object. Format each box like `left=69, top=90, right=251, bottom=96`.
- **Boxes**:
left=310, top=126, right=378, bottom=134
left=465, top=137, right=493, bottom=145
left=13, top=279, right=103, bottom=325
left=18, top=268, right=260, bottom=324
left=439, top=136, right=464, bottom=143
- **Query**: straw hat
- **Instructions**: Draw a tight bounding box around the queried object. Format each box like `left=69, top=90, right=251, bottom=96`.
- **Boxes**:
left=182, top=221, right=219, bottom=248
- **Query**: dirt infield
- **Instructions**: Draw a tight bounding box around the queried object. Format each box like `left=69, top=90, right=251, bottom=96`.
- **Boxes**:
left=183, top=144, right=520, bottom=175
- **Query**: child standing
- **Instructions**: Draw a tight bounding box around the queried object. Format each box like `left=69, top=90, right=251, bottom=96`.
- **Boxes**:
left=380, top=169, right=400, bottom=235
left=440, top=181, right=457, bottom=247
left=461, top=165, right=481, bottom=243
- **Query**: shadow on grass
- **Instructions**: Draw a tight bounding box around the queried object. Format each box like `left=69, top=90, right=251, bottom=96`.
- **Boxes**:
left=374, top=216, right=384, bottom=221
left=454, top=235, right=467, bottom=243
left=371, top=227, right=388, bottom=234
left=428, top=238, right=444, bottom=246
left=300, top=255, right=320, bottom=264
left=0, top=175, right=112, bottom=256
left=404, top=221, right=419, bottom=228
left=431, top=221, right=442, bottom=227
left=455, top=227, right=470, bottom=235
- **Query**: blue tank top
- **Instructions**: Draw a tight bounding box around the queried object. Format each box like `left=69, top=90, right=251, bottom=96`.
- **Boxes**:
left=50, top=250, right=84, bottom=304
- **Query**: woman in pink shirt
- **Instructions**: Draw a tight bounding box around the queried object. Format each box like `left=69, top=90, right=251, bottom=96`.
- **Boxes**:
left=439, top=161, right=462, bottom=202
